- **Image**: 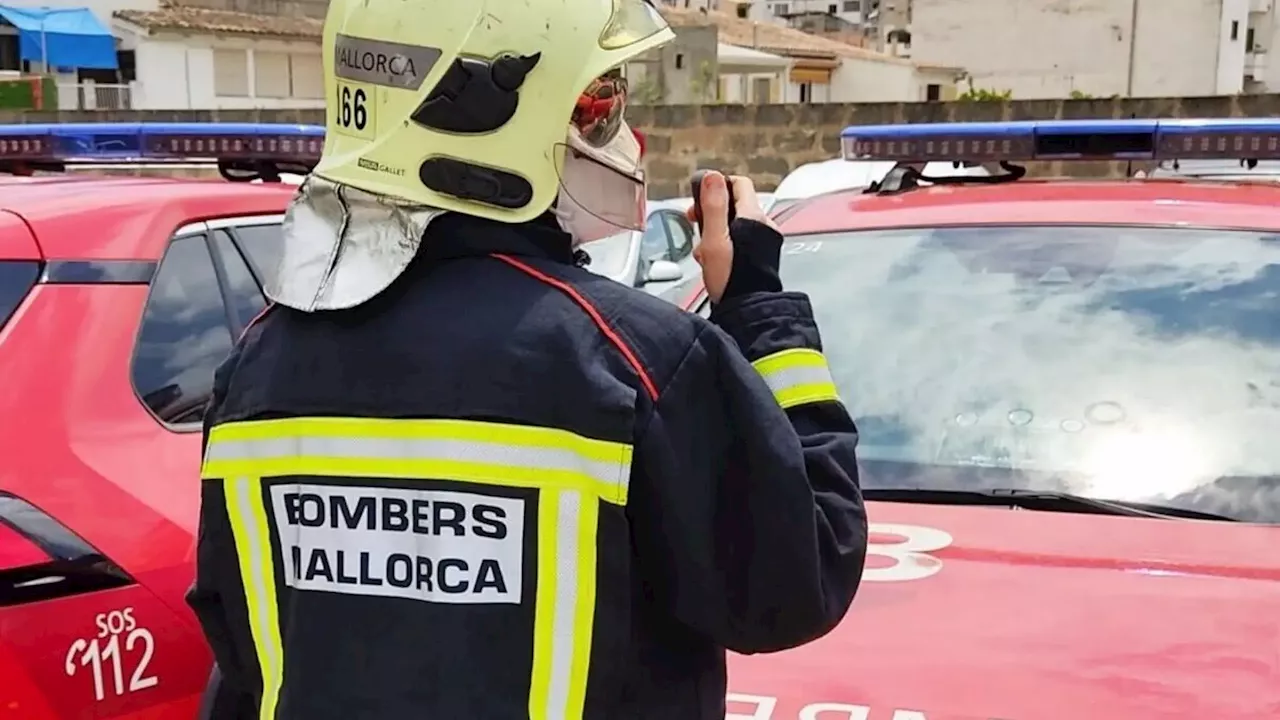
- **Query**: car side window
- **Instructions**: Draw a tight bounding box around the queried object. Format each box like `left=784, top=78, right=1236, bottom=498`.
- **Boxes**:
left=661, top=212, right=696, bottom=261
left=640, top=214, right=670, bottom=262
left=232, top=223, right=284, bottom=287
left=210, top=229, right=266, bottom=332
left=131, top=234, right=235, bottom=427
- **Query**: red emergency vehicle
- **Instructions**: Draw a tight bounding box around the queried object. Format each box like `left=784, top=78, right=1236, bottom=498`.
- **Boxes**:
left=674, top=119, right=1280, bottom=720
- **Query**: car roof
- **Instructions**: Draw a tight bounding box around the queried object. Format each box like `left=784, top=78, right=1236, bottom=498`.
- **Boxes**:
left=0, top=175, right=296, bottom=261
left=773, top=158, right=990, bottom=201
left=778, top=178, right=1280, bottom=235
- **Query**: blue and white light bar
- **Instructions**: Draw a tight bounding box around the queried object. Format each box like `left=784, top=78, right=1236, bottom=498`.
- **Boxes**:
left=840, top=118, right=1280, bottom=163
left=0, top=122, right=324, bottom=164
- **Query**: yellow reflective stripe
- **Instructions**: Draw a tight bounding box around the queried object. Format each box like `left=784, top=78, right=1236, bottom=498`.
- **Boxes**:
left=203, top=418, right=632, bottom=505
left=223, top=477, right=284, bottom=719
left=751, top=348, right=841, bottom=409
left=209, top=417, right=611, bottom=718
left=529, top=490, right=597, bottom=720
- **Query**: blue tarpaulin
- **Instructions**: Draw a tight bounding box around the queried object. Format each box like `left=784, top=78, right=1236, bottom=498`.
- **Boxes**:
left=0, top=5, right=117, bottom=70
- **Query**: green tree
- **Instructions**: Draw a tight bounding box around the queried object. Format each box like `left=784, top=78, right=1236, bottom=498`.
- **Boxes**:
left=630, top=78, right=664, bottom=104
left=688, top=60, right=718, bottom=102
left=954, top=73, right=1012, bottom=102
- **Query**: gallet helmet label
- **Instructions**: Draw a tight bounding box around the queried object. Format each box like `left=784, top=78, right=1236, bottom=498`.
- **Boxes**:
left=334, top=34, right=443, bottom=90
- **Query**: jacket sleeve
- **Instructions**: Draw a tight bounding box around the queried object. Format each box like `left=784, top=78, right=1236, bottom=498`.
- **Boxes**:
left=186, top=343, right=257, bottom=720
left=629, top=290, right=868, bottom=655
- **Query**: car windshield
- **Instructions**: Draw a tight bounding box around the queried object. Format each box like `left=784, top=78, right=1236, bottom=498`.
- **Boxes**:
left=580, top=231, right=634, bottom=281
left=783, top=224, right=1280, bottom=523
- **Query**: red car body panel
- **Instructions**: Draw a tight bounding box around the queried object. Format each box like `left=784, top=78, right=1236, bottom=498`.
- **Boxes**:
left=692, top=179, right=1280, bottom=719
left=728, top=504, right=1280, bottom=720
left=0, top=178, right=293, bottom=719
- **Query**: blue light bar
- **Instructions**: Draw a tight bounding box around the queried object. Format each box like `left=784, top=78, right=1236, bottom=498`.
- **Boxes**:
left=0, top=122, right=324, bottom=164
left=840, top=118, right=1280, bottom=164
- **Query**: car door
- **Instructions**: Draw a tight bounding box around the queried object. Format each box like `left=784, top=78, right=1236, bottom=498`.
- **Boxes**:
left=0, top=223, right=250, bottom=720
left=637, top=211, right=673, bottom=287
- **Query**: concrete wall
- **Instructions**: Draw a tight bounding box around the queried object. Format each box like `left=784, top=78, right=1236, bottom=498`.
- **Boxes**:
left=6, top=94, right=1280, bottom=195
left=628, top=25, right=720, bottom=104
left=911, top=0, right=1243, bottom=98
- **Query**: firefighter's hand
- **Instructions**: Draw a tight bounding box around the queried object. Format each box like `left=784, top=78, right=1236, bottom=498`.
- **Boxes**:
left=688, top=172, right=781, bottom=304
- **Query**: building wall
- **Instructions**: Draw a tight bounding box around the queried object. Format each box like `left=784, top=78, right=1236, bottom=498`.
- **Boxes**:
left=1249, top=0, right=1280, bottom=89
left=781, top=0, right=868, bottom=26
left=829, top=56, right=922, bottom=100
left=130, top=32, right=322, bottom=109
left=778, top=57, right=952, bottom=103
left=911, top=0, right=1245, bottom=98
left=719, top=71, right=784, bottom=101
left=628, top=24, right=719, bottom=103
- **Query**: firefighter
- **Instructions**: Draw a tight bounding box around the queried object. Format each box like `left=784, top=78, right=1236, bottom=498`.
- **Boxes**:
left=187, top=0, right=868, bottom=717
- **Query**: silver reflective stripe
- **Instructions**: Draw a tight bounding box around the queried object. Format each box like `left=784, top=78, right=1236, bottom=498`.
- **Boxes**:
left=544, top=491, right=581, bottom=719
left=206, top=435, right=628, bottom=498
left=757, top=363, right=836, bottom=397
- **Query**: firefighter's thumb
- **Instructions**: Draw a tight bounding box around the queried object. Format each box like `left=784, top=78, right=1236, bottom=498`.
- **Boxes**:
left=697, top=171, right=732, bottom=251
left=691, top=171, right=733, bottom=303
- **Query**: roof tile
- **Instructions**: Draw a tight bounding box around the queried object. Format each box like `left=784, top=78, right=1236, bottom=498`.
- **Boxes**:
left=113, top=6, right=322, bottom=38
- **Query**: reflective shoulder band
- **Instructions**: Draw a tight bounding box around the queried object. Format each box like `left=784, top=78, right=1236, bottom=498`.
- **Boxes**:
left=202, top=417, right=634, bottom=505
left=751, top=347, right=841, bottom=409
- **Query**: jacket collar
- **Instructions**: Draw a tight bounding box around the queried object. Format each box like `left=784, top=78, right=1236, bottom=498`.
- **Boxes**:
left=417, top=211, right=576, bottom=265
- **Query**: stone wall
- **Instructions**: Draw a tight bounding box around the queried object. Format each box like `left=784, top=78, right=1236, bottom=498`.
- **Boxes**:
left=173, top=0, right=329, bottom=18
left=6, top=94, right=1280, bottom=195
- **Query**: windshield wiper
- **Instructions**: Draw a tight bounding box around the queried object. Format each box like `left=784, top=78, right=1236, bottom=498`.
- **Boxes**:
left=862, top=488, right=1239, bottom=522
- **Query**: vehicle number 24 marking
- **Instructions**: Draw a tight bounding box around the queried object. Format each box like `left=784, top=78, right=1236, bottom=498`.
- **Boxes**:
left=864, top=523, right=954, bottom=582
left=783, top=241, right=822, bottom=255
left=64, top=607, right=158, bottom=702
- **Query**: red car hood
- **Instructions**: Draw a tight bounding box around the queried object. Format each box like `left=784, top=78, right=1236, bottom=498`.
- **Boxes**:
left=727, top=501, right=1280, bottom=720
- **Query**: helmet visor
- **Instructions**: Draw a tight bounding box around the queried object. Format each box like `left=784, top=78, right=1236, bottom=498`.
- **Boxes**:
left=572, top=70, right=630, bottom=149
left=599, top=0, right=670, bottom=50
left=553, top=126, right=646, bottom=235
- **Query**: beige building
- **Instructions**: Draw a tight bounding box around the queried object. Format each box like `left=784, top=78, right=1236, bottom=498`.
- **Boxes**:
left=658, top=5, right=962, bottom=102
left=910, top=0, right=1264, bottom=98
left=113, top=6, right=323, bottom=109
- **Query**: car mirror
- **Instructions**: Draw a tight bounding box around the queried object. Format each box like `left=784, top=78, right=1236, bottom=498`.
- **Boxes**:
left=644, top=260, right=684, bottom=284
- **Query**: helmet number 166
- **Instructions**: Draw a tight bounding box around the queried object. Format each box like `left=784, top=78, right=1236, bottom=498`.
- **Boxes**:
left=336, top=81, right=374, bottom=139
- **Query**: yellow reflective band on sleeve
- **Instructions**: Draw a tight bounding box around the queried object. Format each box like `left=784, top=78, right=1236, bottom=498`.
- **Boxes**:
left=751, top=347, right=841, bottom=409
left=224, top=477, right=284, bottom=720
left=202, top=417, right=633, bottom=505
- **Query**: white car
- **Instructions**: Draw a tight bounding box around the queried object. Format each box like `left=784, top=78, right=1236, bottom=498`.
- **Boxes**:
left=770, top=158, right=990, bottom=215
left=1149, top=158, right=1280, bottom=183
left=580, top=201, right=701, bottom=295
